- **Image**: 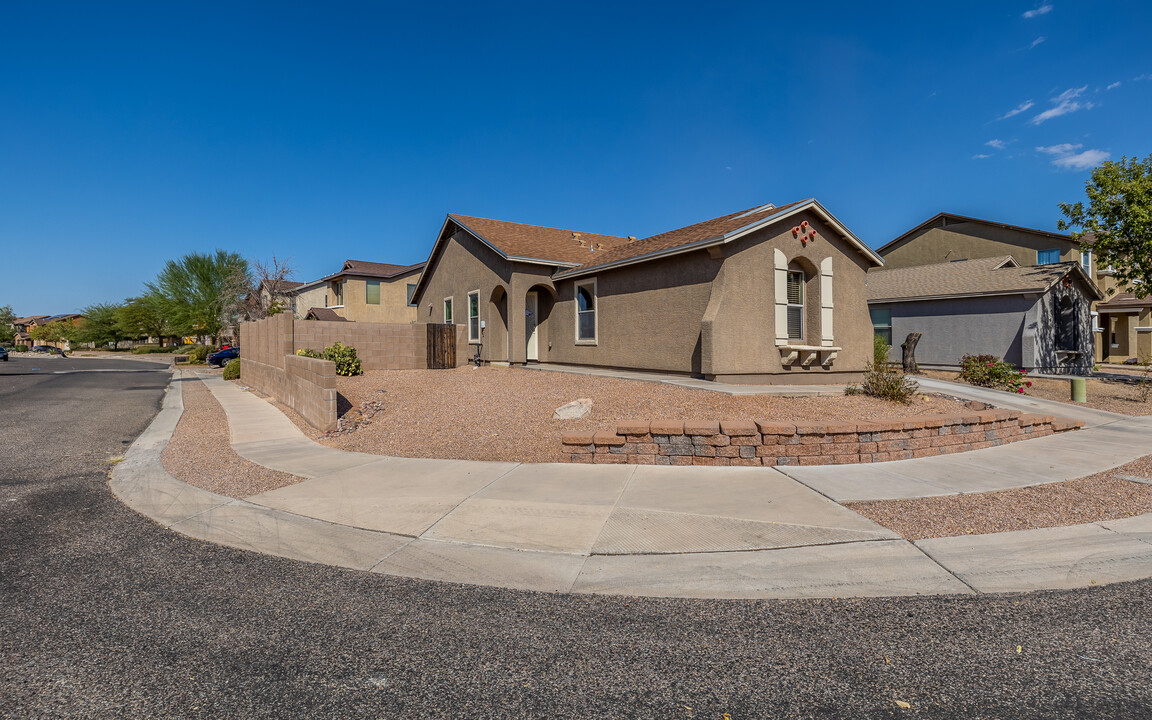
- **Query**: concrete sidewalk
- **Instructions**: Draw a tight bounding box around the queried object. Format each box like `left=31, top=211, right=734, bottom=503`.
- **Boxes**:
left=109, top=371, right=1152, bottom=599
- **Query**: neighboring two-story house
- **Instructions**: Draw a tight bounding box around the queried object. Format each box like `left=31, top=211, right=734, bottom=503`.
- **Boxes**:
left=288, top=260, right=425, bottom=323
left=871, top=212, right=1143, bottom=365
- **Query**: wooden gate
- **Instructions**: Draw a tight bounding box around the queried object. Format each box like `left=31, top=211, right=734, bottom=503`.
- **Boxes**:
left=426, top=323, right=456, bottom=369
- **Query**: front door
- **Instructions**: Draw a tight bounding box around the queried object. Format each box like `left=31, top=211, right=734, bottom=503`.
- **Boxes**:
left=525, top=291, right=539, bottom=362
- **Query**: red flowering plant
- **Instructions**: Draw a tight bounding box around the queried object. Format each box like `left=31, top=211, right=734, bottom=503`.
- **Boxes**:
left=958, top=354, right=1031, bottom=393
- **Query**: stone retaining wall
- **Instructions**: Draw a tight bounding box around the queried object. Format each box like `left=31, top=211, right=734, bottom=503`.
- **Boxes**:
left=562, top=410, right=1083, bottom=466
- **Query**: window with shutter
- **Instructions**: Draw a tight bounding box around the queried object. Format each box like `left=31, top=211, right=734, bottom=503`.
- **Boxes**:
left=786, top=270, right=804, bottom=340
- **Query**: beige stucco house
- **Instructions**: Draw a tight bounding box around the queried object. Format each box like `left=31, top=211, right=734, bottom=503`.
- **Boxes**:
left=288, top=260, right=425, bottom=323
left=410, top=199, right=884, bottom=384
left=874, top=213, right=1147, bottom=363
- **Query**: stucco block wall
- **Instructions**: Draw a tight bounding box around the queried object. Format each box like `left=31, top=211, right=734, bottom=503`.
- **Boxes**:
left=241, top=315, right=467, bottom=374
left=881, top=222, right=1081, bottom=270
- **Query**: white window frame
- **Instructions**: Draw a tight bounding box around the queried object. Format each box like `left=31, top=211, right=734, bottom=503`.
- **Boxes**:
left=575, top=278, right=598, bottom=345
left=1080, top=249, right=1092, bottom=275
left=443, top=297, right=454, bottom=324
left=786, top=270, right=805, bottom=342
left=467, top=290, right=480, bottom=342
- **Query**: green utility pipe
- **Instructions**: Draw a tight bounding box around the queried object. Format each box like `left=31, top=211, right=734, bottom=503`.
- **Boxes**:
left=1070, top=377, right=1087, bottom=403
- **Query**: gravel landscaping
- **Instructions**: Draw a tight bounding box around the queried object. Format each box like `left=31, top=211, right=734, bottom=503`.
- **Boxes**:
left=922, top=369, right=1152, bottom=416
left=848, top=461, right=1152, bottom=540
left=276, top=366, right=965, bottom=464
left=162, top=374, right=304, bottom=498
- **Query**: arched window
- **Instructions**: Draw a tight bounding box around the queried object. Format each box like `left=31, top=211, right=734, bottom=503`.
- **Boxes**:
left=576, top=279, right=597, bottom=343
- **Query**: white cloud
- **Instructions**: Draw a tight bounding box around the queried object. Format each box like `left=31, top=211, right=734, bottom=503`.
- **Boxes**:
left=1106, top=81, right=1121, bottom=90
left=986, top=139, right=1008, bottom=150
left=1029, top=36, right=1046, bottom=49
left=998, top=100, right=1035, bottom=120
left=1023, top=4, right=1053, bottom=18
left=1036, top=143, right=1082, bottom=155
left=1135, top=74, right=1149, bottom=82
left=1052, top=149, right=1110, bottom=170
left=972, top=154, right=993, bottom=159
left=1029, top=85, right=1094, bottom=125
left=1035, top=143, right=1109, bottom=170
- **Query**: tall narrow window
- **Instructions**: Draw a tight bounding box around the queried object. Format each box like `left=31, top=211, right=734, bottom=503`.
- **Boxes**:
left=576, top=279, right=597, bottom=343
left=1080, top=249, right=1092, bottom=274
left=786, top=270, right=804, bottom=341
left=870, top=308, right=892, bottom=346
left=467, top=290, right=480, bottom=342
left=444, top=297, right=454, bottom=324
left=406, top=283, right=417, bottom=307
left=365, top=280, right=380, bottom=305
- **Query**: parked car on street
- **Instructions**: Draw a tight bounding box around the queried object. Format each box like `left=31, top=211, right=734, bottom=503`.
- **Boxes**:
left=208, top=346, right=240, bottom=367
left=30, top=345, right=65, bottom=355
left=0, top=347, right=8, bottom=361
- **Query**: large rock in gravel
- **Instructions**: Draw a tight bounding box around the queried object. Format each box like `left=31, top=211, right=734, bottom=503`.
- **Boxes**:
left=554, top=398, right=593, bottom=420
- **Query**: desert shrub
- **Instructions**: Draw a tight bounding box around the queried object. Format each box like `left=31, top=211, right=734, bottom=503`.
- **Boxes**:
left=321, top=341, right=362, bottom=376
left=958, top=354, right=1031, bottom=394
left=849, top=336, right=918, bottom=403
left=295, top=348, right=322, bottom=358
left=222, top=358, right=241, bottom=380
left=873, top=334, right=890, bottom=368
left=187, top=345, right=211, bottom=364
left=14, top=344, right=28, bottom=352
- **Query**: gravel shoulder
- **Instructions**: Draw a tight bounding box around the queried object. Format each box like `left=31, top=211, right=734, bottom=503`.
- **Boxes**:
left=162, top=374, right=304, bottom=498
left=922, top=369, right=1152, bottom=416
left=274, top=366, right=964, bottom=464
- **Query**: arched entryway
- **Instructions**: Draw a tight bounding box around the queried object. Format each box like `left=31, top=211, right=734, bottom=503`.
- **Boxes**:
left=524, top=284, right=557, bottom=363
left=488, top=286, right=509, bottom=362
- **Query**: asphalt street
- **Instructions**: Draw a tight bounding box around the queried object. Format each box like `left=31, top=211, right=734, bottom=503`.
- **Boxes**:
left=2, top=356, right=1150, bottom=719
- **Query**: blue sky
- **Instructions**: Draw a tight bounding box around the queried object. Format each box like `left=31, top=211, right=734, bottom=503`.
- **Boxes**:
left=2, top=1, right=1150, bottom=316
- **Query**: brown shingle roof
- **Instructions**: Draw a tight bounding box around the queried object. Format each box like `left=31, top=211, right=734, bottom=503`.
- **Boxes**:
left=448, top=215, right=630, bottom=265
left=867, top=256, right=1101, bottom=302
left=565, top=201, right=806, bottom=274
left=331, top=260, right=424, bottom=279
left=1096, top=291, right=1152, bottom=311
left=305, top=307, right=349, bottom=321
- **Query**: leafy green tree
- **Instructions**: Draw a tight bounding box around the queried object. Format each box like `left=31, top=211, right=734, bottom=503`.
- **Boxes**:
left=30, top=320, right=75, bottom=347
left=1059, top=154, right=1152, bottom=296
left=145, top=250, right=250, bottom=344
left=117, top=293, right=173, bottom=346
left=77, top=302, right=127, bottom=348
left=0, top=305, right=15, bottom=345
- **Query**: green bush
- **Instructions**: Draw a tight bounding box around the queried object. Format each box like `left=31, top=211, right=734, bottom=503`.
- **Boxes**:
left=131, top=344, right=181, bottom=354
left=187, top=345, right=211, bottom=364
left=320, top=341, right=362, bottom=376
left=848, top=336, right=918, bottom=404
left=14, top=344, right=28, bottom=352
left=958, top=354, right=1031, bottom=394
left=295, top=348, right=322, bottom=359
left=222, top=358, right=241, bottom=380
